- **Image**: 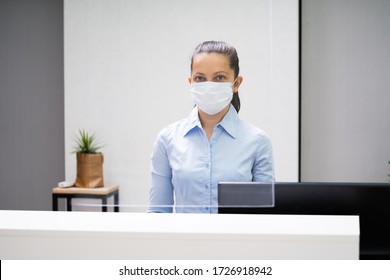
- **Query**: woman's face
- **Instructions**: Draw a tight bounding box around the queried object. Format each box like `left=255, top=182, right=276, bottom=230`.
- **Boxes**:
left=188, top=52, right=242, bottom=92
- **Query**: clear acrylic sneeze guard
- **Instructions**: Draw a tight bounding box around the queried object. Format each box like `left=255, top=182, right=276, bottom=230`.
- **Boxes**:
left=217, top=181, right=275, bottom=208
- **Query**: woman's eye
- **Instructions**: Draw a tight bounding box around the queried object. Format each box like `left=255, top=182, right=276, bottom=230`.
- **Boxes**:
left=215, top=75, right=226, bottom=81
left=194, top=76, right=205, bottom=82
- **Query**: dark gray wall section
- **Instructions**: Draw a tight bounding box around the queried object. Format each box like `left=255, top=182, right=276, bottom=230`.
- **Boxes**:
left=301, top=0, right=390, bottom=182
left=0, top=0, right=64, bottom=210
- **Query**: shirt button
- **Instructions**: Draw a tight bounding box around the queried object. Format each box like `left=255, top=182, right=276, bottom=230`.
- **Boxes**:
left=205, top=163, right=209, bottom=168
left=205, top=185, right=209, bottom=189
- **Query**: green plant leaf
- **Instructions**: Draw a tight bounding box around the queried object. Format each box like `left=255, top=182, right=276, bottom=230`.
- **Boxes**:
left=72, top=129, right=103, bottom=154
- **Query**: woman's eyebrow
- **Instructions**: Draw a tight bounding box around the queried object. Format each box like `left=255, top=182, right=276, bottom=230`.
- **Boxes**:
left=192, top=72, right=205, bottom=76
left=213, top=71, right=229, bottom=75
left=192, top=71, right=229, bottom=76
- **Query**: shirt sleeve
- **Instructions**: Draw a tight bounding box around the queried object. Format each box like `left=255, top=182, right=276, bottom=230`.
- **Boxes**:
left=147, top=132, right=174, bottom=213
left=252, top=134, right=275, bottom=183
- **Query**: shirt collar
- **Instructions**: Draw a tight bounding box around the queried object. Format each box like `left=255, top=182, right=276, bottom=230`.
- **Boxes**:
left=183, top=106, right=201, bottom=137
left=183, top=105, right=239, bottom=139
left=219, top=105, right=239, bottom=139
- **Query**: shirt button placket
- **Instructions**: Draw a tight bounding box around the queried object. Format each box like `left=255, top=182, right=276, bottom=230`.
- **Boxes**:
left=205, top=140, right=213, bottom=213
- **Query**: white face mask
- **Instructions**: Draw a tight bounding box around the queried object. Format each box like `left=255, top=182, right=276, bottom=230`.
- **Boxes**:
left=190, top=80, right=235, bottom=115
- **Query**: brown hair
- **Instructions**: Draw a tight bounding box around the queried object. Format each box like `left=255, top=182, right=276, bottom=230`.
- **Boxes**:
left=190, top=41, right=241, bottom=113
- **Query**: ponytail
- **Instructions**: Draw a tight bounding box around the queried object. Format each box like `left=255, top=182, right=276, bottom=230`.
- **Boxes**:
left=231, top=92, right=241, bottom=113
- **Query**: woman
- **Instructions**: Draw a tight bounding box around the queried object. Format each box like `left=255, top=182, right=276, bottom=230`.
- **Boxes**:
left=148, top=41, right=274, bottom=213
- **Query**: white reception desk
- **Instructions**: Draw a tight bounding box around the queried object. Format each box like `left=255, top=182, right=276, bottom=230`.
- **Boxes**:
left=0, top=210, right=359, bottom=259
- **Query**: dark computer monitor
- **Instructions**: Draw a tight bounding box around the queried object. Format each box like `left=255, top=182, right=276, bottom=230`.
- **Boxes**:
left=218, top=182, right=390, bottom=259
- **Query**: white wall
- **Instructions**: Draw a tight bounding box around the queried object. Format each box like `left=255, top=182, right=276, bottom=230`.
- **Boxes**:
left=64, top=0, right=299, bottom=211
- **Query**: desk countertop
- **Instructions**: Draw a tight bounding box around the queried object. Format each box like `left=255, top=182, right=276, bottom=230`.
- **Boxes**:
left=0, top=210, right=359, bottom=259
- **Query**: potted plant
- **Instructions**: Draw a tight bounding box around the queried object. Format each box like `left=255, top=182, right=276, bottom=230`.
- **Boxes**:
left=73, top=129, right=104, bottom=188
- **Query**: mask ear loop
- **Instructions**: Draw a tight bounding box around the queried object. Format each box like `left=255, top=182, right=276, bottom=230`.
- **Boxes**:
left=231, top=77, right=238, bottom=90
left=232, top=77, right=238, bottom=86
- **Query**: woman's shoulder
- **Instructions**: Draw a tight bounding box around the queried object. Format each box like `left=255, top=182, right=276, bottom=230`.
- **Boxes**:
left=237, top=120, right=273, bottom=155
left=238, top=119, right=270, bottom=140
left=156, top=116, right=193, bottom=141
left=157, top=107, right=199, bottom=140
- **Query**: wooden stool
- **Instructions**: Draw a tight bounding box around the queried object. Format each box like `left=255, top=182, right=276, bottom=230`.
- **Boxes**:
left=52, top=184, right=119, bottom=212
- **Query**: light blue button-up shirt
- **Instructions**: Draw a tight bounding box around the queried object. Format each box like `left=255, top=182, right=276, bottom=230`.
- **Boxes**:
left=147, top=105, right=274, bottom=213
